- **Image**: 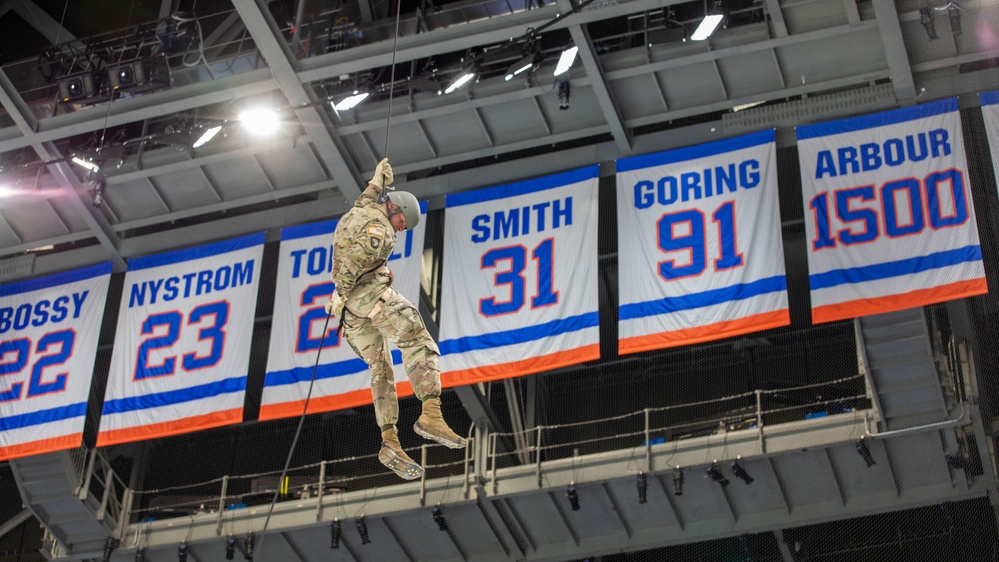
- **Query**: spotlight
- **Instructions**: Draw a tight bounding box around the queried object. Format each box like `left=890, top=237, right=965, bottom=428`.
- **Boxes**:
left=333, top=91, right=370, bottom=111
left=72, top=156, right=100, bottom=172
left=673, top=466, right=684, bottom=495
left=178, top=542, right=188, bottom=562
left=707, top=461, right=729, bottom=487
left=948, top=3, right=962, bottom=37
left=114, top=64, right=137, bottom=88
left=331, top=519, right=342, bottom=549
left=240, top=108, right=280, bottom=136
left=57, top=71, right=98, bottom=102
left=226, top=536, right=236, bottom=560
left=357, top=516, right=370, bottom=545
left=856, top=437, right=876, bottom=468
left=444, top=67, right=475, bottom=94
left=504, top=51, right=541, bottom=81
left=193, top=125, right=222, bottom=148
left=433, top=504, right=448, bottom=531
left=731, top=456, right=753, bottom=485
left=103, top=537, right=119, bottom=562
left=243, top=532, right=255, bottom=561
left=567, top=483, right=580, bottom=511
left=554, top=45, right=579, bottom=77
left=691, top=2, right=724, bottom=41
left=557, top=80, right=571, bottom=111
left=636, top=472, right=648, bottom=504
left=135, top=547, right=146, bottom=562
left=920, top=7, right=938, bottom=40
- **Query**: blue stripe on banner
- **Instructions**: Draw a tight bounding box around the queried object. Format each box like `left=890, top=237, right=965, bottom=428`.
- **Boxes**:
left=101, top=377, right=247, bottom=414
left=282, top=219, right=337, bottom=241
left=981, top=91, right=999, bottom=107
left=616, top=130, right=775, bottom=173
left=619, top=276, right=787, bottom=320
left=0, top=402, right=87, bottom=431
left=797, top=98, right=958, bottom=140
left=446, top=166, right=599, bottom=207
left=439, top=312, right=598, bottom=355
left=129, top=232, right=265, bottom=271
left=0, top=262, right=112, bottom=298
left=263, top=350, right=403, bottom=387
left=809, top=245, right=982, bottom=290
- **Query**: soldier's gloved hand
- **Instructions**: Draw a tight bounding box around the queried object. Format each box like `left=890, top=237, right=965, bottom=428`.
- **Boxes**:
left=325, top=292, right=346, bottom=317
left=369, top=157, right=394, bottom=190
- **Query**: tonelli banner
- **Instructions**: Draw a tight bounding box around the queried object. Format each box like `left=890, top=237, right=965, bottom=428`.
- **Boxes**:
left=260, top=202, right=427, bottom=421
left=98, top=234, right=264, bottom=446
left=981, top=91, right=999, bottom=199
left=797, top=98, right=986, bottom=324
left=615, top=129, right=790, bottom=354
left=0, top=263, right=111, bottom=460
left=439, top=166, right=600, bottom=385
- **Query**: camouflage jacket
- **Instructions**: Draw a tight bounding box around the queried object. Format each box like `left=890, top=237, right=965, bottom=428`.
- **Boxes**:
left=330, top=183, right=396, bottom=317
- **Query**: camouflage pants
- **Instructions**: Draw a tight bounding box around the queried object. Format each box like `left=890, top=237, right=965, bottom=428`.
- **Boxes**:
left=342, top=287, right=441, bottom=429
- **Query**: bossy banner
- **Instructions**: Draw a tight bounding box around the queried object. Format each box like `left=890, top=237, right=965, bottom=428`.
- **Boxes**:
left=0, top=263, right=111, bottom=460
left=797, top=98, right=986, bottom=324
left=981, top=91, right=999, bottom=194
left=440, top=166, right=600, bottom=385
left=616, top=130, right=790, bottom=354
left=260, top=202, right=427, bottom=421
left=98, top=234, right=264, bottom=446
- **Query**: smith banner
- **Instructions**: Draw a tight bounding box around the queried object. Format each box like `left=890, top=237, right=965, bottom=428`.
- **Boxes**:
left=616, top=129, right=790, bottom=354
left=797, top=98, right=986, bottom=324
left=260, top=202, right=428, bottom=421
left=439, top=166, right=600, bottom=385
left=981, top=91, right=999, bottom=195
left=97, top=234, right=264, bottom=446
left=0, top=263, right=111, bottom=461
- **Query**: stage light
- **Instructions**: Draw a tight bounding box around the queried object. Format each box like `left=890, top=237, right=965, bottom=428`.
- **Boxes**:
left=636, top=472, right=648, bottom=504
left=691, top=2, right=724, bottom=41
left=504, top=51, right=541, bottom=81
left=357, top=516, right=371, bottom=544
left=330, top=519, right=342, bottom=549
left=444, top=68, right=475, bottom=94
left=102, top=537, right=118, bottom=562
left=72, top=156, right=100, bottom=172
left=856, top=437, right=876, bottom=468
left=58, top=71, right=98, bottom=102
left=673, top=466, right=684, bottom=495
left=135, top=547, right=146, bottom=562
left=226, top=536, right=236, bottom=560
left=707, top=461, right=729, bottom=487
left=433, top=504, right=448, bottom=531
left=948, top=3, right=962, bottom=37
left=554, top=46, right=578, bottom=77
left=920, top=7, right=938, bottom=40
left=178, top=542, right=188, bottom=562
left=193, top=125, right=222, bottom=148
left=557, top=80, right=571, bottom=111
left=243, top=532, right=255, bottom=561
left=239, top=108, right=280, bottom=136
left=567, top=483, right=580, bottom=511
left=731, top=456, right=753, bottom=485
left=333, top=91, right=370, bottom=111
left=107, top=60, right=170, bottom=94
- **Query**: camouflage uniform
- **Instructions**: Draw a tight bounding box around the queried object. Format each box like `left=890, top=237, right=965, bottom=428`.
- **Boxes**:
left=331, top=183, right=441, bottom=429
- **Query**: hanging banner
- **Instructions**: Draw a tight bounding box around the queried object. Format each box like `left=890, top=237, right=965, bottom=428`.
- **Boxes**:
left=615, top=130, right=789, bottom=354
left=97, top=234, right=264, bottom=446
left=981, top=91, right=999, bottom=191
left=439, top=166, right=600, bottom=385
left=0, top=263, right=111, bottom=461
left=260, top=202, right=428, bottom=421
left=797, top=98, right=986, bottom=324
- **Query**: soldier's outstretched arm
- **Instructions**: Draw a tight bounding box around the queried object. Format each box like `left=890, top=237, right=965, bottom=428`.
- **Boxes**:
left=359, top=158, right=394, bottom=203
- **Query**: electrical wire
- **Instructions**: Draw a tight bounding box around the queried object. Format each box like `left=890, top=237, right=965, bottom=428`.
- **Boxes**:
left=383, top=0, right=404, bottom=156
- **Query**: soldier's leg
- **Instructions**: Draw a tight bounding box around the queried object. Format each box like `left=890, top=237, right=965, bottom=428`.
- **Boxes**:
left=371, top=290, right=465, bottom=448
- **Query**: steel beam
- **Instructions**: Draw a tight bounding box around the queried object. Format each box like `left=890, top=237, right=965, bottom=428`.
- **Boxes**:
left=10, top=0, right=76, bottom=43
left=871, top=0, right=917, bottom=104
left=764, top=0, right=788, bottom=37
left=0, top=509, right=32, bottom=541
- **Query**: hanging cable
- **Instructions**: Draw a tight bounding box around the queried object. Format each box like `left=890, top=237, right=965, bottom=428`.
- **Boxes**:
left=383, top=0, right=404, bottom=157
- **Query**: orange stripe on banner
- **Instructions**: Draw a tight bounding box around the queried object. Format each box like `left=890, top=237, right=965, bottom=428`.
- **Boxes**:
left=619, top=309, right=791, bottom=356
left=441, top=344, right=600, bottom=388
left=812, top=278, right=988, bottom=324
left=0, top=433, right=82, bottom=462
left=96, top=409, right=243, bottom=447
left=257, top=382, right=414, bottom=421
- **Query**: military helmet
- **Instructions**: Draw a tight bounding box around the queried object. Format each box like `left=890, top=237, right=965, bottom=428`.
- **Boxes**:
left=386, top=191, right=420, bottom=230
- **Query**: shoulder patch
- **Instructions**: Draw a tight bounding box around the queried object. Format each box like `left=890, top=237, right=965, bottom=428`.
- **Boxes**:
left=367, top=226, right=385, bottom=237
left=368, top=225, right=384, bottom=249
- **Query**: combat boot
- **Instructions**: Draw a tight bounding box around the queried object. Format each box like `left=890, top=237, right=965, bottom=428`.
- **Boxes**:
left=379, top=427, right=424, bottom=480
left=414, top=397, right=466, bottom=448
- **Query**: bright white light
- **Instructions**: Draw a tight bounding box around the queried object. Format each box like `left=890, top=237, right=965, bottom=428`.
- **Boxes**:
left=691, top=14, right=723, bottom=40
left=193, top=125, right=222, bottom=148
left=444, top=72, right=475, bottom=94
left=505, top=61, right=534, bottom=81
left=240, top=108, right=280, bottom=136
left=554, top=46, right=579, bottom=76
left=732, top=100, right=767, bottom=112
left=72, top=157, right=100, bottom=172
left=0, top=186, right=12, bottom=198
left=333, top=91, right=370, bottom=111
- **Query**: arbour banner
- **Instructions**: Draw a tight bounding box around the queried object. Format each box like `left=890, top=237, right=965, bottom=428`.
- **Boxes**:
left=797, top=98, right=986, bottom=324
left=615, top=129, right=789, bottom=354
left=439, top=166, right=600, bottom=385
left=0, top=263, right=111, bottom=461
left=97, top=234, right=264, bottom=446
left=259, top=202, right=428, bottom=421
left=981, top=91, right=999, bottom=196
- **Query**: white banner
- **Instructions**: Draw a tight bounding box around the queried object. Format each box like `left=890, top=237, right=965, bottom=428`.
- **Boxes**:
left=615, top=130, right=789, bottom=354
left=981, top=91, right=999, bottom=196
left=97, top=234, right=264, bottom=446
left=0, top=263, right=111, bottom=460
left=260, top=202, right=428, bottom=421
left=797, top=98, right=986, bottom=324
left=440, top=166, right=600, bottom=386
